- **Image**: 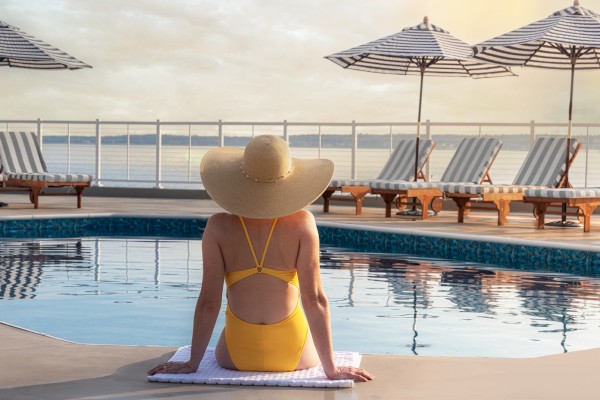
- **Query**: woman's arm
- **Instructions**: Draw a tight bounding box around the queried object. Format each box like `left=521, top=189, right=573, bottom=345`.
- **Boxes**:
left=148, top=215, right=225, bottom=375
left=296, top=211, right=374, bottom=382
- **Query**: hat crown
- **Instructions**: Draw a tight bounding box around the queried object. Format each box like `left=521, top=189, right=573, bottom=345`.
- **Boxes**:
left=242, top=135, right=292, bottom=182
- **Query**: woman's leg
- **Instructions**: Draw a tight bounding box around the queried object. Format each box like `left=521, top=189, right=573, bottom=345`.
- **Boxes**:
left=215, top=330, right=236, bottom=370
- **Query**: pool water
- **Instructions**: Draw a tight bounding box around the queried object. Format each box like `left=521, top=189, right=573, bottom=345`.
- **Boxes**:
left=1, top=237, right=600, bottom=358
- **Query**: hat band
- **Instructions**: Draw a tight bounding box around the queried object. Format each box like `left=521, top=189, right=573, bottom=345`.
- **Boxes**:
left=240, top=164, right=292, bottom=183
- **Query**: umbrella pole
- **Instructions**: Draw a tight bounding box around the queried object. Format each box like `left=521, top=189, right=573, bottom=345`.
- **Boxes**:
left=546, top=52, right=581, bottom=228
left=410, top=70, right=424, bottom=213
left=562, top=62, right=576, bottom=223
left=565, top=61, right=575, bottom=189
left=414, top=70, right=424, bottom=184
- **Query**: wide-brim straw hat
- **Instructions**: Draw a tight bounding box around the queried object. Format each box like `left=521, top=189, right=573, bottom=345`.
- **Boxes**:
left=200, top=135, right=334, bottom=219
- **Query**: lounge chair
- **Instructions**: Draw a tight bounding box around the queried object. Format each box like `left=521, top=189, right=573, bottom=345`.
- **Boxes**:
left=370, top=137, right=502, bottom=219
left=443, top=137, right=581, bottom=226
left=523, top=188, right=600, bottom=232
left=322, top=139, right=435, bottom=215
left=0, top=131, right=93, bottom=208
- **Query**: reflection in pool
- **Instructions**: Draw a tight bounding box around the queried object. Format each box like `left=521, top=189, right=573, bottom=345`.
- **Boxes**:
left=1, top=238, right=599, bottom=357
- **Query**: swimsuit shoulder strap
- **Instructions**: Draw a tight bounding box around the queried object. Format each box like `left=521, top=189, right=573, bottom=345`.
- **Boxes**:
left=239, top=216, right=279, bottom=270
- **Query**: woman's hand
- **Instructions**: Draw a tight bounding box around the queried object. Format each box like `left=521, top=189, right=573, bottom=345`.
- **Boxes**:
left=147, top=361, right=198, bottom=376
left=326, top=366, right=375, bottom=382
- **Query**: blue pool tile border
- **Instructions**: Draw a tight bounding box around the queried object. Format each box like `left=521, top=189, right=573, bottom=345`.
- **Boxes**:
left=0, top=216, right=599, bottom=276
left=317, top=224, right=600, bottom=277
left=0, top=216, right=207, bottom=239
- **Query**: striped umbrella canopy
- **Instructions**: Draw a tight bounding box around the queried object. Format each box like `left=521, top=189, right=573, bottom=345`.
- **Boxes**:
left=326, top=17, right=514, bottom=181
left=473, top=0, right=600, bottom=187
left=0, top=20, right=91, bottom=69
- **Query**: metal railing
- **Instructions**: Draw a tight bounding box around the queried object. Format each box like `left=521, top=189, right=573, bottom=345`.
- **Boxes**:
left=2, top=118, right=600, bottom=189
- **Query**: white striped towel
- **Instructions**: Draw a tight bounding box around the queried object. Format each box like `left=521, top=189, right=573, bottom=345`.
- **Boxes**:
left=148, top=346, right=361, bottom=388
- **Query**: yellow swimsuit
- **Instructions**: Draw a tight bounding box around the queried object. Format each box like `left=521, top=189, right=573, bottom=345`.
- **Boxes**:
left=224, top=217, right=309, bottom=372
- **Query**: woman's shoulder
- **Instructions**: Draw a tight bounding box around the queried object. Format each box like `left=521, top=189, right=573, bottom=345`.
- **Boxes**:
left=205, top=213, right=238, bottom=233
left=206, top=212, right=228, bottom=224
left=280, top=209, right=313, bottom=223
left=207, top=212, right=236, bottom=222
left=280, top=210, right=317, bottom=234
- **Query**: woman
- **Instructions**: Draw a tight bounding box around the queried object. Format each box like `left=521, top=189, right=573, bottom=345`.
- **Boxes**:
left=148, top=135, right=374, bottom=382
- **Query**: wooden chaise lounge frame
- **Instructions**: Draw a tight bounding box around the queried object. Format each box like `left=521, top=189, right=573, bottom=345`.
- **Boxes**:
left=524, top=188, right=600, bottom=232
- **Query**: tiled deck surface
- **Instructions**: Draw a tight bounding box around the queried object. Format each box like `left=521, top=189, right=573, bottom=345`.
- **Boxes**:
left=1, top=194, right=600, bottom=399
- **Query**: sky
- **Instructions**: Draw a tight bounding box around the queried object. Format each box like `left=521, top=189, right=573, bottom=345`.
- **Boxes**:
left=2, top=0, right=600, bottom=124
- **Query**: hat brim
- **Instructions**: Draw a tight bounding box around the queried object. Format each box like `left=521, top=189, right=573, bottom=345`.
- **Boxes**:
left=201, top=147, right=334, bottom=218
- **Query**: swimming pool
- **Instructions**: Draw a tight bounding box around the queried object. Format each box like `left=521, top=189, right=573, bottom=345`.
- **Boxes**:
left=2, top=236, right=600, bottom=358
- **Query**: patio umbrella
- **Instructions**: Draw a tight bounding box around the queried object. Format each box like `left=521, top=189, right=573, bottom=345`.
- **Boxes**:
left=472, top=0, right=600, bottom=188
left=0, top=19, right=91, bottom=69
left=325, top=17, right=514, bottom=183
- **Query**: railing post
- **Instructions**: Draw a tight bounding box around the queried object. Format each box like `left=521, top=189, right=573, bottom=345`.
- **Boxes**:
left=126, top=124, right=130, bottom=180
left=36, top=118, right=42, bottom=151
left=218, top=119, right=224, bottom=147
left=67, top=123, right=71, bottom=174
left=283, top=119, right=288, bottom=143
left=155, top=119, right=163, bottom=189
left=425, top=119, right=431, bottom=180
left=585, top=126, right=590, bottom=188
left=351, top=120, right=357, bottom=179
left=530, top=120, right=536, bottom=147
left=318, top=125, right=322, bottom=159
left=95, top=118, right=102, bottom=186
left=187, top=124, right=192, bottom=182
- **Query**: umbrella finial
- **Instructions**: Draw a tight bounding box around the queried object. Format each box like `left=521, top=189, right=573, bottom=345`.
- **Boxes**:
left=574, top=0, right=580, bottom=6
left=423, top=16, right=429, bottom=24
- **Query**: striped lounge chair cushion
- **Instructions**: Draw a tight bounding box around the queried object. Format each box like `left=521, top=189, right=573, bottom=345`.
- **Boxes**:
left=376, top=139, right=434, bottom=181
left=441, top=183, right=538, bottom=194
left=512, top=137, right=580, bottom=186
left=370, top=138, right=501, bottom=192
left=524, top=188, right=600, bottom=199
left=0, top=131, right=48, bottom=174
left=443, top=137, right=580, bottom=195
left=7, top=172, right=92, bottom=183
left=329, top=139, right=434, bottom=187
left=440, top=137, right=502, bottom=183
left=370, top=181, right=440, bottom=191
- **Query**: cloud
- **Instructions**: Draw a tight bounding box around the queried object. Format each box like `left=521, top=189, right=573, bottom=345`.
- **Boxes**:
left=1, top=0, right=600, bottom=124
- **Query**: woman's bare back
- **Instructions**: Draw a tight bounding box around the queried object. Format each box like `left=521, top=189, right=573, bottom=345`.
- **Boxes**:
left=217, top=212, right=303, bottom=323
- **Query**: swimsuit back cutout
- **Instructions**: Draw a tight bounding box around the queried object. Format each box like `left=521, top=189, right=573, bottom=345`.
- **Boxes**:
left=225, top=217, right=299, bottom=288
